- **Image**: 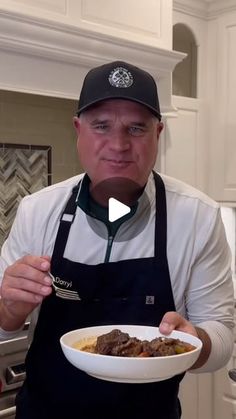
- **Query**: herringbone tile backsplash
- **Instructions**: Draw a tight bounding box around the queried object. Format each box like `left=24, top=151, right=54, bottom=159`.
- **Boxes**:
left=0, top=143, right=51, bottom=248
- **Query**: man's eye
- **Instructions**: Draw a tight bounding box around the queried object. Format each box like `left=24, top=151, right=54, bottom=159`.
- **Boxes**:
left=129, top=126, right=145, bottom=135
left=94, top=124, right=109, bottom=131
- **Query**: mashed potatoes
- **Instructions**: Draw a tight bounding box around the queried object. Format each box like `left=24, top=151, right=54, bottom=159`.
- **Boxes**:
left=73, top=336, right=97, bottom=353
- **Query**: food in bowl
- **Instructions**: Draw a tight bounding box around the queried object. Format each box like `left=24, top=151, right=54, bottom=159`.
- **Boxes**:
left=73, top=328, right=196, bottom=357
left=60, top=325, right=202, bottom=382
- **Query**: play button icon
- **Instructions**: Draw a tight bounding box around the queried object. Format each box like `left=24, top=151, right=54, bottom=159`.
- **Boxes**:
left=85, top=177, right=151, bottom=241
left=108, top=197, right=131, bottom=222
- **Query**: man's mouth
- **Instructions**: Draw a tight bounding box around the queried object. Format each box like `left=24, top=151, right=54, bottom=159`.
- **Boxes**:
left=103, top=158, right=133, bottom=166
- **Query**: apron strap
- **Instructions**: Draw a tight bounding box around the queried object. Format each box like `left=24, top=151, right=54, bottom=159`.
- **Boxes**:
left=51, top=184, right=80, bottom=261
left=152, top=171, right=168, bottom=262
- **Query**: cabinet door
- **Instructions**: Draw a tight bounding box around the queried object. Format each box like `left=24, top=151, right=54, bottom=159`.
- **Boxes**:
left=213, top=367, right=235, bottom=419
left=179, top=372, right=213, bottom=419
left=0, top=0, right=173, bottom=49
left=207, top=14, right=236, bottom=202
left=157, top=96, right=207, bottom=194
left=213, top=333, right=236, bottom=419
left=180, top=360, right=236, bottom=419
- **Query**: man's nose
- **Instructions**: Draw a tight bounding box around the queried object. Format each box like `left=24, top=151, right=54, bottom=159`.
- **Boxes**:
left=109, top=131, right=130, bottom=151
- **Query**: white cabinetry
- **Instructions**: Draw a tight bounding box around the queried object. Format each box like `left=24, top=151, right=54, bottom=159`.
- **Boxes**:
left=170, top=2, right=236, bottom=419
left=179, top=372, right=213, bottom=419
left=158, top=3, right=209, bottom=193
left=169, top=1, right=236, bottom=201
left=213, top=365, right=236, bottom=419
left=159, top=96, right=207, bottom=192
left=212, top=310, right=236, bottom=419
left=207, top=11, right=236, bottom=202
left=0, top=0, right=184, bottom=116
left=0, top=0, right=173, bottom=49
left=180, top=303, right=236, bottom=419
left=180, top=365, right=236, bottom=419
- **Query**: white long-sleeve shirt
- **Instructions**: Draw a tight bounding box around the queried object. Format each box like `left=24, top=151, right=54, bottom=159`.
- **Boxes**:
left=0, top=172, right=234, bottom=372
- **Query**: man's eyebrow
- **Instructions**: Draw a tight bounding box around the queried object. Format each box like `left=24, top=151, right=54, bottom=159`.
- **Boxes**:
left=129, top=121, right=149, bottom=127
left=130, top=121, right=146, bottom=125
left=89, top=118, right=110, bottom=125
left=88, top=118, right=150, bottom=126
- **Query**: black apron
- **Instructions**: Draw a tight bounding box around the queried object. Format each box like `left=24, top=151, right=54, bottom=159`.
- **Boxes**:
left=16, top=172, right=184, bottom=419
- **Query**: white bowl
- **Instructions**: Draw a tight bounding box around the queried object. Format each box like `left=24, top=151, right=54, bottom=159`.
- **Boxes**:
left=60, top=325, right=202, bottom=383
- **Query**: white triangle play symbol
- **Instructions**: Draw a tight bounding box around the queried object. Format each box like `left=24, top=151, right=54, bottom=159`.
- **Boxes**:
left=108, top=197, right=131, bottom=222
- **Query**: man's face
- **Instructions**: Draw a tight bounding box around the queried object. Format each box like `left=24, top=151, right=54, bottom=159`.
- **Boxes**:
left=74, top=99, right=163, bottom=188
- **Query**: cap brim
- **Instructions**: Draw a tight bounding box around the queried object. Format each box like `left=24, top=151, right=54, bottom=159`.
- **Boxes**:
left=77, top=96, right=162, bottom=120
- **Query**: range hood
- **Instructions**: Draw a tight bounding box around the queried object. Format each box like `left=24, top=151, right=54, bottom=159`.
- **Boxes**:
left=0, top=6, right=185, bottom=116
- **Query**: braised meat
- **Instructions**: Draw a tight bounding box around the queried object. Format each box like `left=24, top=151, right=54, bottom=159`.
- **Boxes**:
left=93, top=329, right=196, bottom=357
left=110, top=337, right=143, bottom=357
left=95, top=329, right=130, bottom=355
left=142, top=338, right=179, bottom=356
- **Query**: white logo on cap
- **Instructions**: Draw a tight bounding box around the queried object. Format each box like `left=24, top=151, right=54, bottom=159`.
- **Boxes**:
left=108, top=67, right=133, bottom=88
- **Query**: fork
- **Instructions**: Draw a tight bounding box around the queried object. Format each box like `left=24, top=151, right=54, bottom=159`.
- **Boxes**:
left=48, top=272, right=81, bottom=301
left=229, top=369, right=236, bottom=382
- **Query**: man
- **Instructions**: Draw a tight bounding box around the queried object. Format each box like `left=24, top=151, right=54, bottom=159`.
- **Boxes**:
left=0, top=61, right=234, bottom=418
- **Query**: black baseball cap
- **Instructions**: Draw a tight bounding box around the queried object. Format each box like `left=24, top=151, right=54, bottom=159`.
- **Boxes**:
left=77, top=61, right=162, bottom=120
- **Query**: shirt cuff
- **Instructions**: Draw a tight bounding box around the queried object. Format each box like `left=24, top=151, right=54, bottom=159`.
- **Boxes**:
left=189, top=320, right=234, bottom=373
left=0, top=325, right=24, bottom=341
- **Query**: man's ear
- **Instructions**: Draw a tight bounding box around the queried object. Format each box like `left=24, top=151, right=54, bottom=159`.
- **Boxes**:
left=157, top=122, right=164, bottom=137
left=73, top=116, right=80, bottom=133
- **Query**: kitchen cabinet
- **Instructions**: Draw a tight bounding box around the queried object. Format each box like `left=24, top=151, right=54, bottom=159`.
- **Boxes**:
left=0, top=0, right=184, bottom=118
left=207, top=11, right=236, bottom=202
left=180, top=302, right=236, bottom=419
left=213, top=366, right=236, bottom=419
left=157, top=2, right=209, bottom=194
left=171, top=0, right=236, bottom=201
left=179, top=372, right=213, bottom=419
left=180, top=367, right=236, bottom=419
left=0, top=0, right=173, bottom=50
left=158, top=95, right=207, bottom=193
left=171, top=2, right=236, bottom=418
left=212, top=310, right=236, bottom=419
